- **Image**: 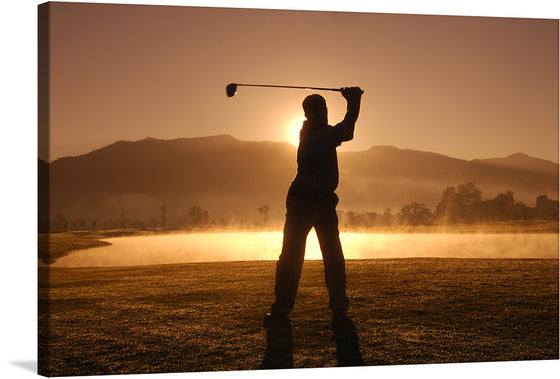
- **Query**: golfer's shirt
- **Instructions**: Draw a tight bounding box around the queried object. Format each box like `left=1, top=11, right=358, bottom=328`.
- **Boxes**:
left=289, top=120, right=353, bottom=201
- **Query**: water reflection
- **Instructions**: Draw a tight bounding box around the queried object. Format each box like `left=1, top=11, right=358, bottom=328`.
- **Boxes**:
left=50, top=232, right=559, bottom=268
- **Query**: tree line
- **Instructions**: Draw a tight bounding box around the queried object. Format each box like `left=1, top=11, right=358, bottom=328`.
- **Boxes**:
left=49, top=202, right=273, bottom=232
left=51, top=204, right=213, bottom=232
left=47, top=182, right=557, bottom=232
left=339, top=182, right=558, bottom=228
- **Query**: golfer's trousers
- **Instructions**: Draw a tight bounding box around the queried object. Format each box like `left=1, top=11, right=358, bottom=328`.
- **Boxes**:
left=271, top=191, right=349, bottom=316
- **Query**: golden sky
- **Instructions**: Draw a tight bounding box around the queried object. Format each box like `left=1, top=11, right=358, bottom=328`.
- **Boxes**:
left=44, top=2, right=558, bottom=162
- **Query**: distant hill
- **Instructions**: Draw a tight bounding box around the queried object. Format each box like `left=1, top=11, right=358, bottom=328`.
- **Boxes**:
left=44, top=135, right=559, bottom=226
left=47, top=135, right=296, bottom=225
left=472, top=153, right=559, bottom=176
left=338, top=146, right=558, bottom=212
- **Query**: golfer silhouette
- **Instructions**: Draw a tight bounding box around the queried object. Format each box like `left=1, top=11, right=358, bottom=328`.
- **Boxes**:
left=264, top=87, right=363, bottom=326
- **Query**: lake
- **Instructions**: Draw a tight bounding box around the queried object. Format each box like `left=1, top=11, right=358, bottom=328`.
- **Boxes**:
left=50, top=231, right=559, bottom=268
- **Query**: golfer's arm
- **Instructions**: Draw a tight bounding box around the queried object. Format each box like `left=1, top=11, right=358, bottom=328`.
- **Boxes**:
left=341, top=98, right=361, bottom=141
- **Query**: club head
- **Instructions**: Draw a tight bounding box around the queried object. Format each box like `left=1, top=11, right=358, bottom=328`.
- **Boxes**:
left=226, top=83, right=238, bottom=98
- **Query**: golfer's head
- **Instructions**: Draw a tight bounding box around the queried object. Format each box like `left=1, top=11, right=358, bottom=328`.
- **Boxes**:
left=303, top=94, right=327, bottom=124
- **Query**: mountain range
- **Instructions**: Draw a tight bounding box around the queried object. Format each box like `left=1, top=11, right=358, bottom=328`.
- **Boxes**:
left=41, top=135, right=558, bottom=226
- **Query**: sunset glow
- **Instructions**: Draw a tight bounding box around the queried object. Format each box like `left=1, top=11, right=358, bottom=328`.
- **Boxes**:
left=42, top=3, right=559, bottom=163
left=287, top=117, right=304, bottom=147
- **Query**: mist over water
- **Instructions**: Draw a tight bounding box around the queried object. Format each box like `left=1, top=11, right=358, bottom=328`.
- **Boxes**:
left=50, top=232, right=559, bottom=268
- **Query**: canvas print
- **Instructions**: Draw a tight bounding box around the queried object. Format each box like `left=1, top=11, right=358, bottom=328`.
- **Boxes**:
left=38, top=1, right=559, bottom=377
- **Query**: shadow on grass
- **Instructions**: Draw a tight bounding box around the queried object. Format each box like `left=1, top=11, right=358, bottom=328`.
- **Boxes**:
left=260, top=320, right=293, bottom=369
left=260, top=315, right=364, bottom=369
left=332, top=315, right=365, bottom=367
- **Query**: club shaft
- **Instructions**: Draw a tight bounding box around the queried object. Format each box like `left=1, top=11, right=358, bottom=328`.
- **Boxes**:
left=235, top=83, right=341, bottom=92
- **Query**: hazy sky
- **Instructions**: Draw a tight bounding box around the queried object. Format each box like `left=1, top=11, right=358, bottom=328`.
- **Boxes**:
left=44, top=2, right=558, bottom=162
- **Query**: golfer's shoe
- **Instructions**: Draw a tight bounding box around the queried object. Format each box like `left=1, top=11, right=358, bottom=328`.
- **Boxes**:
left=263, top=312, right=290, bottom=328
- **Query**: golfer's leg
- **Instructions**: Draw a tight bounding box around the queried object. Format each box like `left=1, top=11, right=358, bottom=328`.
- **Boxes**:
left=315, top=196, right=349, bottom=313
left=271, top=201, right=312, bottom=316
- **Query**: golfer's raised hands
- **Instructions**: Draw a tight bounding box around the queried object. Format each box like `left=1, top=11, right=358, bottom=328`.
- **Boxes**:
left=341, top=87, right=364, bottom=101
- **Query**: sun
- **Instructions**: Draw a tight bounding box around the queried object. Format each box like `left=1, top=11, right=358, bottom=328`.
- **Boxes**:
left=287, top=117, right=304, bottom=147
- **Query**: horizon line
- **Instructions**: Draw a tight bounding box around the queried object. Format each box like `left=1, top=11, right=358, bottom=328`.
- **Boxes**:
left=45, top=134, right=560, bottom=164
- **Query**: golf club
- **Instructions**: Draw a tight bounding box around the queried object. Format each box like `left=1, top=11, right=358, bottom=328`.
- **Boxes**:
left=226, top=82, right=349, bottom=98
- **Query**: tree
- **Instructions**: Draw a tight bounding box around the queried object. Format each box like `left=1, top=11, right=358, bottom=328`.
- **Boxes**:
left=493, top=191, right=514, bottom=220
left=400, top=202, right=434, bottom=225
left=382, top=208, right=393, bottom=226
left=454, top=182, right=482, bottom=223
left=535, top=195, right=559, bottom=220
left=436, top=186, right=456, bottom=223
left=509, top=201, right=530, bottom=220
left=257, top=204, right=269, bottom=227
left=53, top=213, right=67, bottom=231
left=365, top=212, right=379, bottom=227
left=479, top=191, right=515, bottom=221
left=160, top=204, right=168, bottom=228
left=436, top=182, right=482, bottom=223
left=188, top=206, right=202, bottom=226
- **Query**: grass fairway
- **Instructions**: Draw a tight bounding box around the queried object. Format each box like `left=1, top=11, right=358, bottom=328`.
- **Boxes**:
left=39, top=258, right=559, bottom=376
